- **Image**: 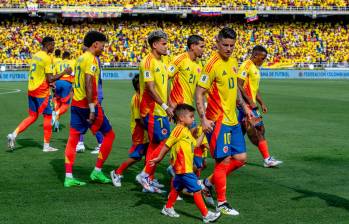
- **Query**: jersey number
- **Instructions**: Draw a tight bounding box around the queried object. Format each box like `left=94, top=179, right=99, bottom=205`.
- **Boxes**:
left=224, top=132, right=231, bottom=145
left=157, top=118, right=163, bottom=128
left=74, top=65, right=81, bottom=88
left=189, top=74, right=196, bottom=84
left=228, top=77, right=234, bottom=89
left=29, top=64, right=36, bottom=79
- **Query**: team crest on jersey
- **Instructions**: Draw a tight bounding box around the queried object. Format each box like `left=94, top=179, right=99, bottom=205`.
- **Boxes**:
left=161, top=129, right=168, bottom=135
left=232, top=67, right=237, bottom=73
left=144, top=71, right=151, bottom=78
left=200, top=74, right=208, bottom=83
left=169, top=65, right=175, bottom=73
left=223, top=146, right=229, bottom=153
left=91, top=65, right=97, bottom=72
left=241, top=71, right=247, bottom=77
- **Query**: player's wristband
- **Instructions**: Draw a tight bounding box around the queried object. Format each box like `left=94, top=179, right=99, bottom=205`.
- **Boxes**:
left=89, top=103, right=95, bottom=113
left=161, top=103, right=169, bottom=111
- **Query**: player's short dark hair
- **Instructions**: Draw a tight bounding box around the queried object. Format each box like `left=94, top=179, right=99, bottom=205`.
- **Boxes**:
left=54, top=49, right=61, bottom=57
left=83, top=31, right=107, bottom=48
left=173, top=104, right=195, bottom=124
left=187, top=35, right=204, bottom=49
left=217, top=27, right=237, bottom=41
left=132, top=74, right=139, bottom=91
left=62, top=51, right=70, bottom=59
left=147, top=30, right=167, bottom=48
left=252, top=45, right=268, bottom=55
left=41, top=36, right=54, bottom=47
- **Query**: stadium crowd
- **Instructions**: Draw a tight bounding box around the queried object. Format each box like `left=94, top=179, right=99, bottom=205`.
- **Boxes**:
left=0, top=0, right=348, bottom=8
left=1, top=19, right=348, bottom=65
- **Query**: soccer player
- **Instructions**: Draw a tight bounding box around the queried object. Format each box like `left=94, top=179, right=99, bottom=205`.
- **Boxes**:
left=7, top=36, right=72, bottom=152
left=135, top=30, right=173, bottom=192
left=168, top=35, right=205, bottom=108
left=76, top=53, right=104, bottom=154
left=63, top=31, right=115, bottom=187
left=52, top=51, right=75, bottom=131
left=150, top=104, right=221, bottom=223
left=195, top=27, right=251, bottom=216
left=110, top=74, right=148, bottom=187
left=237, top=45, right=283, bottom=168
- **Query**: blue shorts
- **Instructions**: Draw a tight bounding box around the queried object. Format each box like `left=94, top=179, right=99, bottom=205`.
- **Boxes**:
left=206, top=122, right=246, bottom=159
left=28, top=95, right=52, bottom=115
left=143, top=114, right=170, bottom=143
left=238, top=107, right=264, bottom=127
left=55, top=80, right=72, bottom=104
left=128, top=143, right=148, bottom=159
left=70, top=105, right=112, bottom=135
left=194, top=156, right=204, bottom=169
left=173, top=173, right=202, bottom=193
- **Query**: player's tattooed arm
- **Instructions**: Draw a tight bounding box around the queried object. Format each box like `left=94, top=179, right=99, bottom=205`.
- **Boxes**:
left=85, top=73, right=96, bottom=123
left=195, top=86, right=214, bottom=133
left=145, top=81, right=174, bottom=118
left=237, top=78, right=256, bottom=108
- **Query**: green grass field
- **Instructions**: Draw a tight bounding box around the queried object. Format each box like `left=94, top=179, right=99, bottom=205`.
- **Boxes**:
left=1, top=80, right=349, bottom=224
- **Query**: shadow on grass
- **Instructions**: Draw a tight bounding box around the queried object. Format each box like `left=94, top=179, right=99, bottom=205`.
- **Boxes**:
left=15, top=138, right=42, bottom=150
left=290, top=187, right=349, bottom=212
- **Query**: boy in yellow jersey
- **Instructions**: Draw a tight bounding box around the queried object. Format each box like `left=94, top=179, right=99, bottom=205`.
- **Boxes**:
left=63, top=31, right=115, bottom=187
left=136, top=30, right=174, bottom=193
left=52, top=51, right=75, bottom=131
left=7, top=37, right=72, bottom=152
left=196, top=27, right=252, bottom=216
left=150, top=104, right=221, bottom=223
left=110, top=74, right=149, bottom=187
left=237, top=45, right=283, bottom=168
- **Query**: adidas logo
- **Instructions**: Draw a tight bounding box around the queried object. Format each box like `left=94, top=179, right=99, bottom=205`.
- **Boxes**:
left=186, top=67, right=190, bottom=71
left=222, top=70, right=227, bottom=76
left=156, top=68, right=160, bottom=72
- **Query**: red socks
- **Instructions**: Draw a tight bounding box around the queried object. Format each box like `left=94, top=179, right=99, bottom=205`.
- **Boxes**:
left=258, top=140, right=270, bottom=159
left=96, top=130, right=115, bottom=169
left=64, top=130, right=80, bottom=174
left=212, top=162, right=228, bottom=203
left=43, top=114, right=52, bottom=143
left=144, top=141, right=165, bottom=175
left=193, top=192, right=208, bottom=216
left=226, top=159, right=245, bottom=175
left=15, top=113, right=38, bottom=135
left=166, top=188, right=179, bottom=208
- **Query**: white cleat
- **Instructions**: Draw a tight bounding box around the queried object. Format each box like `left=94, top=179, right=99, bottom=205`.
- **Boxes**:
left=43, top=145, right=59, bottom=152
left=216, top=202, right=239, bottom=216
left=76, top=141, right=85, bottom=153
left=90, top=144, right=101, bottom=154
left=264, top=156, right=283, bottom=168
left=110, top=171, right=122, bottom=187
left=150, top=179, right=164, bottom=188
left=161, top=206, right=180, bottom=218
left=7, top=133, right=16, bottom=151
left=203, top=211, right=221, bottom=223
left=136, top=174, right=154, bottom=192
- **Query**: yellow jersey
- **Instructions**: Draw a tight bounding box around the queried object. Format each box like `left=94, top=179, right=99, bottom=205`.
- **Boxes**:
left=130, top=93, right=148, bottom=144
left=72, top=51, right=100, bottom=108
left=166, top=124, right=196, bottom=174
left=28, top=50, right=53, bottom=98
left=168, top=52, right=202, bottom=107
left=198, top=52, right=243, bottom=126
left=238, top=59, right=261, bottom=103
left=139, top=53, right=169, bottom=117
left=54, top=59, right=75, bottom=83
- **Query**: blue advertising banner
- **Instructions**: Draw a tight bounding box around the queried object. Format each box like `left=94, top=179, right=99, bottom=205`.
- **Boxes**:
left=1, top=69, right=349, bottom=81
